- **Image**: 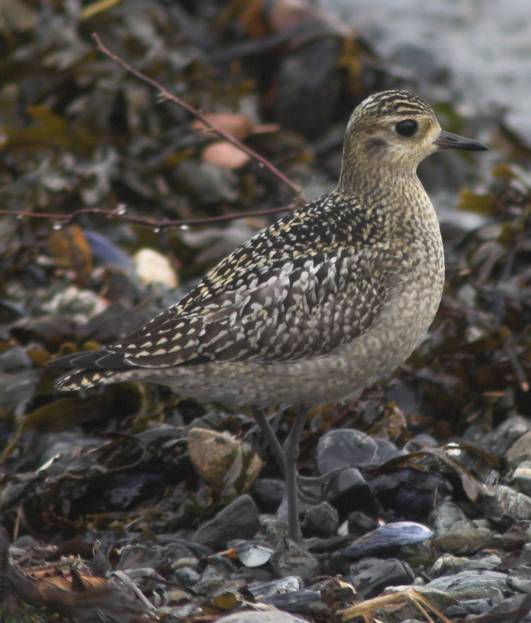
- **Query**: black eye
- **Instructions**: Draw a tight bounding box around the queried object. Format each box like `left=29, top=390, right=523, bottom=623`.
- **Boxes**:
left=395, top=119, right=418, bottom=137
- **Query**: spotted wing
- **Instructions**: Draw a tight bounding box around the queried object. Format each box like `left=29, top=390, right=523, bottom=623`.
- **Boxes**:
left=71, top=248, right=392, bottom=371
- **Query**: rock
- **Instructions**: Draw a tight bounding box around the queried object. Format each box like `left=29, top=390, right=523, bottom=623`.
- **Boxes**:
left=349, top=557, right=415, bottom=598
left=511, top=461, right=531, bottom=496
left=425, top=570, right=508, bottom=603
left=271, top=540, right=320, bottom=580
left=324, top=467, right=376, bottom=518
left=507, top=432, right=531, bottom=468
left=248, top=576, right=302, bottom=601
left=175, top=161, right=237, bottom=204
left=430, top=500, right=467, bottom=535
left=369, top=468, right=451, bottom=518
left=484, top=416, right=531, bottom=456
left=480, top=484, right=531, bottom=521
left=430, top=553, right=502, bottom=577
left=260, top=516, right=289, bottom=546
left=432, top=519, right=493, bottom=554
left=133, top=248, right=178, bottom=288
left=316, top=428, right=402, bottom=474
left=174, top=566, right=201, bottom=588
left=253, top=478, right=285, bottom=512
left=187, top=427, right=262, bottom=496
left=342, top=522, right=433, bottom=560
left=192, top=495, right=260, bottom=549
left=507, top=565, right=531, bottom=593
left=347, top=511, right=378, bottom=538
left=302, top=501, right=339, bottom=538
left=217, top=611, right=307, bottom=623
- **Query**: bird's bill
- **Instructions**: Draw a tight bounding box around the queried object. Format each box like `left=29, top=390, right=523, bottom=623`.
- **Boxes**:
left=434, top=130, right=488, bottom=151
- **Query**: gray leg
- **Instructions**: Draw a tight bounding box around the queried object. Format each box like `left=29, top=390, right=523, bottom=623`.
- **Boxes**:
left=283, top=407, right=307, bottom=541
left=253, top=409, right=286, bottom=476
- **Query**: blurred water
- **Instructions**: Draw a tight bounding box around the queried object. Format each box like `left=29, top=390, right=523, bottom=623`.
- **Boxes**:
left=331, top=0, right=531, bottom=141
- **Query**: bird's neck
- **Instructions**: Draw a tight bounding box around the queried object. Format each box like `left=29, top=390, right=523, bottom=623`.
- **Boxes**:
left=335, top=164, right=437, bottom=228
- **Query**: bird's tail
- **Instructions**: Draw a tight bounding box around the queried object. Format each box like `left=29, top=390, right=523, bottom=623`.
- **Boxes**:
left=50, top=348, right=145, bottom=391
left=54, top=368, right=139, bottom=391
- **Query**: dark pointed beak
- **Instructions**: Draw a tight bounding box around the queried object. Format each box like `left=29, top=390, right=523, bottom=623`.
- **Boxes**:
left=434, top=130, right=488, bottom=151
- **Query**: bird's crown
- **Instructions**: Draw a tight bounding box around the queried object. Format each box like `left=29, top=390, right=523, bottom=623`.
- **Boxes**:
left=356, top=90, right=434, bottom=118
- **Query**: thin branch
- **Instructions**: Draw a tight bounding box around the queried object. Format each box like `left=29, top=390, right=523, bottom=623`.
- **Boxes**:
left=92, top=32, right=303, bottom=198
left=0, top=203, right=296, bottom=229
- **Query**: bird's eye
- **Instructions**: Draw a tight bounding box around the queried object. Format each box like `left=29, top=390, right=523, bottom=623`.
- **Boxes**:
left=395, top=119, right=418, bottom=137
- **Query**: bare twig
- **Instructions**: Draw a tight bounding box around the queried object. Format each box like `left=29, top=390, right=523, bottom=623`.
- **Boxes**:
left=92, top=32, right=303, bottom=197
left=0, top=203, right=297, bottom=229
left=2, top=34, right=306, bottom=229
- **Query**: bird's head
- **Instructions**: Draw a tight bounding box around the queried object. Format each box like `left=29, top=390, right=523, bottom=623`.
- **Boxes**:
left=339, top=90, right=487, bottom=188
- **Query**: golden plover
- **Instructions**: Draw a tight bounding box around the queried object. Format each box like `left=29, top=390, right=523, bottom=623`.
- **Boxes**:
left=51, top=90, right=487, bottom=540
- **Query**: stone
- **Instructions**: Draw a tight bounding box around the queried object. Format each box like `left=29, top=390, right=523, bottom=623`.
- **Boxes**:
left=507, top=432, right=531, bottom=468
left=432, top=519, right=493, bottom=554
left=430, top=553, right=502, bottom=577
left=480, top=484, right=531, bottom=521
left=324, top=467, right=376, bottom=518
left=425, top=570, right=508, bottom=602
left=511, top=461, right=531, bottom=496
left=430, top=500, right=467, bottom=535
left=347, top=511, right=378, bottom=538
left=217, top=612, right=307, bottom=623
left=133, top=248, right=178, bottom=288
left=316, top=428, right=402, bottom=474
left=302, top=501, right=339, bottom=538
left=349, top=557, right=415, bottom=598
left=187, top=427, right=262, bottom=496
left=253, top=478, right=285, bottom=512
left=270, top=540, right=320, bottom=580
left=192, top=495, right=260, bottom=549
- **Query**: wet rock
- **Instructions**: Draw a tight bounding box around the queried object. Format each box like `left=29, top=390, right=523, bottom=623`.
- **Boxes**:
left=480, top=484, right=531, bottom=521
left=175, top=161, right=237, bottom=204
left=192, top=558, right=238, bottom=596
left=430, top=500, right=467, bottom=535
left=271, top=540, right=320, bottom=580
left=324, top=467, right=376, bottom=518
left=192, top=495, right=260, bottom=549
left=260, top=516, right=289, bottom=545
left=512, top=461, right=531, bottom=497
left=133, top=248, right=178, bottom=288
left=253, top=478, right=285, bottom=512
left=347, top=511, right=378, bottom=538
left=348, top=557, right=415, bottom=598
left=317, top=428, right=403, bottom=474
left=0, top=346, right=32, bottom=371
left=187, top=427, right=263, bottom=496
left=248, top=576, right=302, bottom=601
left=302, top=501, right=339, bottom=538
left=430, top=553, right=502, bottom=577
left=174, top=566, right=201, bottom=588
left=273, top=36, right=342, bottom=139
left=369, top=468, right=451, bottom=519
left=403, top=433, right=438, bottom=452
left=432, top=519, right=493, bottom=554
left=425, top=570, right=508, bottom=603
left=508, top=433, right=531, bottom=468
left=507, top=565, right=531, bottom=593
left=217, top=611, right=308, bottom=623
left=484, top=416, right=531, bottom=456
left=342, top=522, right=433, bottom=560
